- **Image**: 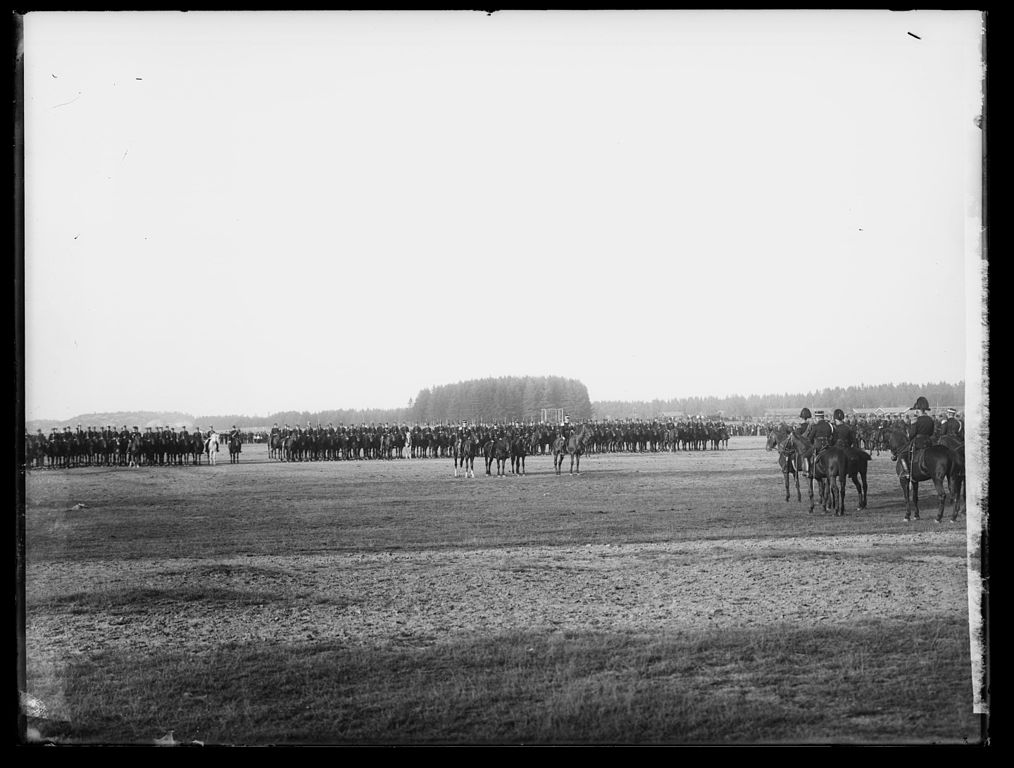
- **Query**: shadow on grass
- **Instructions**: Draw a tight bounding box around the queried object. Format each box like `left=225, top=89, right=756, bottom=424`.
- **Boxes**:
left=26, top=615, right=980, bottom=747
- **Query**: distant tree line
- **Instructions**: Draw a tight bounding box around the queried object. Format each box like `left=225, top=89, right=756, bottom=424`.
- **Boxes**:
left=593, top=381, right=966, bottom=421
left=26, top=380, right=965, bottom=432
left=410, top=376, right=593, bottom=424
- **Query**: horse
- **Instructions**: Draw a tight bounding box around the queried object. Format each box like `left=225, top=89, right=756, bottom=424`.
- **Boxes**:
left=228, top=433, right=242, bottom=464
left=843, top=446, right=873, bottom=511
left=785, top=432, right=849, bottom=515
left=269, top=432, right=284, bottom=461
left=127, top=433, right=143, bottom=468
left=283, top=433, right=300, bottom=462
left=486, top=435, right=511, bottom=477
left=883, top=430, right=962, bottom=523
left=205, top=432, right=220, bottom=466
left=553, top=424, right=592, bottom=475
left=766, top=426, right=801, bottom=503
left=510, top=433, right=528, bottom=475
left=935, top=434, right=966, bottom=517
left=454, top=434, right=477, bottom=478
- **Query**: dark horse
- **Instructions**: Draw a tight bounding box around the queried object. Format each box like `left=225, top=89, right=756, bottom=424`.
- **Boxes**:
left=766, top=426, right=801, bottom=503
left=127, top=432, right=143, bottom=468
left=842, top=446, right=873, bottom=511
left=553, top=424, right=592, bottom=475
left=510, top=433, right=527, bottom=475
left=454, top=434, right=477, bottom=478
left=935, top=434, right=966, bottom=518
left=486, top=434, right=511, bottom=477
left=228, top=433, right=242, bottom=464
left=269, top=432, right=284, bottom=461
left=785, top=433, right=849, bottom=515
left=883, top=427, right=963, bottom=523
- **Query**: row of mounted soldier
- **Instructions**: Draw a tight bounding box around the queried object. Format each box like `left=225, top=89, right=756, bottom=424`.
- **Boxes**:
left=25, top=409, right=962, bottom=471
left=766, top=398, right=964, bottom=522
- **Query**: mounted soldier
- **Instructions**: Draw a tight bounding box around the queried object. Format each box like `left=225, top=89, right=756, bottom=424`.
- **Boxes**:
left=899, top=396, right=936, bottom=481
left=831, top=409, right=855, bottom=450
left=790, top=408, right=813, bottom=475
left=804, top=410, right=834, bottom=478
left=938, top=407, right=963, bottom=440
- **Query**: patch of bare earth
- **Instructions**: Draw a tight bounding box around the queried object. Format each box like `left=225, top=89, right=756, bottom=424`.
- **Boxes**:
left=27, top=532, right=967, bottom=667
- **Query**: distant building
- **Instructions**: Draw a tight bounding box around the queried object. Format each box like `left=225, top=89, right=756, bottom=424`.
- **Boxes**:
left=763, top=407, right=834, bottom=420
left=850, top=407, right=909, bottom=418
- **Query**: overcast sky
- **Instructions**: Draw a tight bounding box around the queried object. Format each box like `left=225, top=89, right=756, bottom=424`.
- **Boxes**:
left=22, top=10, right=985, bottom=420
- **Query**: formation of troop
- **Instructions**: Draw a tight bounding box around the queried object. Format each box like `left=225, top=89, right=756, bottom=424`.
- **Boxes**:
left=25, top=406, right=963, bottom=472
left=260, top=417, right=736, bottom=463
left=24, top=424, right=246, bottom=469
left=781, top=399, right=964, bottom=479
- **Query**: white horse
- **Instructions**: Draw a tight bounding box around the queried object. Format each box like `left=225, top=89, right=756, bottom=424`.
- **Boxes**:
left=205, top=432, right=220, bottom=466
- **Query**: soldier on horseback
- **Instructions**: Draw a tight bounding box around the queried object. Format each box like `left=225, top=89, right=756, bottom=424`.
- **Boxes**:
left=938, top=407, right=963, bottom=440
left=789, top=408, right=813, bottom=476
left=803, top=410, right=834, bottom=478
left=832, top=408, right=855, bottom=449
left=899, top=396, right=936, bottom=481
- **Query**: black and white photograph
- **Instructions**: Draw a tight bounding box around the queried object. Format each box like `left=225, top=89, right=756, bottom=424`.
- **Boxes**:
left=16, top=10, right=989, bottom=746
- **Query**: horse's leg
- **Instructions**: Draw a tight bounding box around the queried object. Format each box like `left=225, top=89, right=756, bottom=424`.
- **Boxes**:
left=933, top=475, right=948, bottom=523
left=903, top=479, right=918, bottom=521
left=951, top=469, right=963, bottom=520
left=808, top=475, right=815, bottom=514
left=850, top=473, right=864, bottom=511
left=783, top=469, right=790, bottom=502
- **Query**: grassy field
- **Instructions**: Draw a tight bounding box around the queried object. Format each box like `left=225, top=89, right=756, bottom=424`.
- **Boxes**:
left=19, top=437, right=985, bottom=746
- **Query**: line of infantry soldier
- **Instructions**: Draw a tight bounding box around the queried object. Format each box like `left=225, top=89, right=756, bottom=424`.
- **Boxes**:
left=787, top=397, right=963, bottom=479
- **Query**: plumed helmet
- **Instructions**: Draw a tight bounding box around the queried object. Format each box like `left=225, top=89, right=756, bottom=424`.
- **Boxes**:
left=911, top=396, right=930, bottom=411
left=833, top=409, right=845, bottom=421
left=799, top=408, right=812, bottom=419
left=947, top=408, right=957, bottom=416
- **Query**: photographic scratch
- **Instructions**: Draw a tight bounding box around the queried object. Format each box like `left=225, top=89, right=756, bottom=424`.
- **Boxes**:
left=122, top=150, right=128, bottom=161
left=907, top=32, right=921, bottom=40
left=52, top=91, right=82, bottom=108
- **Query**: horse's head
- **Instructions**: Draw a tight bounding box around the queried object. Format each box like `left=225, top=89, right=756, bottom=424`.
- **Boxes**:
left=765, top=431, right=779, bottom=451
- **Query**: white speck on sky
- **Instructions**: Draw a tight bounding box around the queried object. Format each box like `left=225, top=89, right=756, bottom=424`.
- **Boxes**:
left=22, top=10, right=985, bottom=420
